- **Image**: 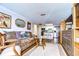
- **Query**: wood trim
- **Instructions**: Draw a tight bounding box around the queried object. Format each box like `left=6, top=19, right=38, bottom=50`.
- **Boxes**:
left=13, top=46, right=21, bottom=56
left=59, top=20, right=66, bottom=44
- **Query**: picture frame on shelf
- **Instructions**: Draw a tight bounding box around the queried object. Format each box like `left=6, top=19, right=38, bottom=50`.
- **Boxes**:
left=0, top=12, right=11, bottom=29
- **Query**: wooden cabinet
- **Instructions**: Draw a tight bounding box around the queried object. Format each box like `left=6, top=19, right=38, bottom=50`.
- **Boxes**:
left=56, top=4, right=79, bottom=56
left=75, top=4, right=79, bottom=18
left=76, top=18, right=79, bottom=27
left=74, top=29, right=79, bottom=56
left=75, top=4, right=79, bottom=28
left=73, top=3, right=79, bottom=56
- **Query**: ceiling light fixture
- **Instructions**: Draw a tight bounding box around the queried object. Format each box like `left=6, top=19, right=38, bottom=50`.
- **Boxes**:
left=40, top=13, right=46, bottom=16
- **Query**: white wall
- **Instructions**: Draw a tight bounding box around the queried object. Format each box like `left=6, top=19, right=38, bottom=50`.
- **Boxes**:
left=37, top=25, right=42, bottom=38
left=31, top=23, right=38, bottom=35
left=33, top=24, right=38, bottom=35
left=0, top=5, right=33, bottom=32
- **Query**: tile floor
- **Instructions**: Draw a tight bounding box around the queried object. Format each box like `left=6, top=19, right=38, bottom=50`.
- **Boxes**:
left=23, top=43, right=67, bottom=56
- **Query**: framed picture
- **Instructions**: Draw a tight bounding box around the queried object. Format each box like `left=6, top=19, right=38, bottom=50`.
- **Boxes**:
left=27, top=22, right=31, bottom=30
left=0, top=12, right=11, bottom=28
left=15, top=18, right=26, bottom=28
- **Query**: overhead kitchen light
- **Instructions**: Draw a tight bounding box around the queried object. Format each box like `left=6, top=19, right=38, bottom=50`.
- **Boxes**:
left=40, top=13, right=46, bottom=16
left=39, top=24, right=42, bottom=25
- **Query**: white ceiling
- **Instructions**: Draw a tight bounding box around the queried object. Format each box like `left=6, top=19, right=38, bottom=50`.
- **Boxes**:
left=0, top=3, right=73, bottom=25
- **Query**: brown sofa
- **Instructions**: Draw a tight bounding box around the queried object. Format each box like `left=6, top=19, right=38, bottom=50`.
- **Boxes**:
left=15, top=38, right=38, bottom=55
left=3, top=31, right=39, bottom=55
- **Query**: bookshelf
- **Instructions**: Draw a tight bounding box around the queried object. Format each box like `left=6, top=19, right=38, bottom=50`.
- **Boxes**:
left=60, top=3, right=79, bottom=56
left=60, top=14, right=74, bottom=56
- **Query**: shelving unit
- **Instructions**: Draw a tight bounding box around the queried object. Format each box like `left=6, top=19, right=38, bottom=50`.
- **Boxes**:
left=60, top=3, right=79, bottom=56
left=73, top=3, right=79, bottom=56
left=60, top=14, right=74, bottom=56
